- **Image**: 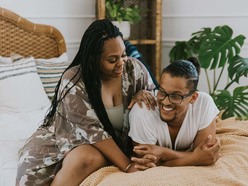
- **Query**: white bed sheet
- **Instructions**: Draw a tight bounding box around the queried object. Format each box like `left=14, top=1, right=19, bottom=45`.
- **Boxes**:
left=0, top=105, right=50, bottom=186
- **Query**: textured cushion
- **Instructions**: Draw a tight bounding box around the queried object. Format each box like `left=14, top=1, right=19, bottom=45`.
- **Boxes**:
left=0, top=57, right=51, bottom=112
left=35, top=60, right=70, bottom=99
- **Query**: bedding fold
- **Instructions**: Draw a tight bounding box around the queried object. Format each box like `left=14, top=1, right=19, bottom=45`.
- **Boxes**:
left=80, top=117, right=248, bottom=186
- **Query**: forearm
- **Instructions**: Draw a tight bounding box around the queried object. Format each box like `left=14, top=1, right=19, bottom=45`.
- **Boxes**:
left=159, top=138, right=220, bottom=166
left=92, top=138, right=131, bottom=172
left=159, top=147, right=194, bottom=166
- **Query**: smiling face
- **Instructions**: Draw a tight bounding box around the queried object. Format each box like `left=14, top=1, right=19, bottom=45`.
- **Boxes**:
left=158, top=72, right=198, bottom=127
left=100, top=36, right=127, bottom=80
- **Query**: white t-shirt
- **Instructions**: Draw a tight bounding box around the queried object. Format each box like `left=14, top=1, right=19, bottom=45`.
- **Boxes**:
left=128, top=92, right=219, bottom=151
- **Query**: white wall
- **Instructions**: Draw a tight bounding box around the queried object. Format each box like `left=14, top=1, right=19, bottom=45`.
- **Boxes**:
left=163, top=0, right=248, bottom=92
left=0, top=0, right=247, bottom=92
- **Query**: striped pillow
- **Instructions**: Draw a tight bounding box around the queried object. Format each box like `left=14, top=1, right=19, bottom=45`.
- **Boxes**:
left=35, top=61, right=70, bottom=99
left=0, top=57, right=50, bottom=112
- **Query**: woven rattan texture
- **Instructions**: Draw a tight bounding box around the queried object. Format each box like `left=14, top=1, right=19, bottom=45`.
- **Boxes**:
left=0, top=7, right=66, bottom=58
left=123, top=0, right=157, bottom=40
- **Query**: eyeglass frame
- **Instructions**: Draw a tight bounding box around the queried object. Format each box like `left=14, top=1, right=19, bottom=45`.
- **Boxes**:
left=153, top=86, right=195, bottom=104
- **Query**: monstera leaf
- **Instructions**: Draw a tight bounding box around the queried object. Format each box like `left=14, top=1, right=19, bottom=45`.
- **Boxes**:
left=212, top=86, right=248, bottom=119
left=169, top=25, right=248, bottom=120
left=169, top=41, right=191, bottom=63
left=198, top=25, right=246, bottom=69
left=228, top=55, right=248, bottom=83
left=189, top=27, right=212, bottom=53
left=169, top=28, right=212, bottom=62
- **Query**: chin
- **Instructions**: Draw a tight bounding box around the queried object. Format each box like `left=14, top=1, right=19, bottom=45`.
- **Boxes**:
left=162, top=118, right=174, bottom=123
left=160, top=112, right=176, bottom=123
left=112, top=74, right=122, bottom=78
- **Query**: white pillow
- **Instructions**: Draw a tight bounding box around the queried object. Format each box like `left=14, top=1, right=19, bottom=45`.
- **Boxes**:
left=35, top=52, right=69, bottom=63
left=0, top=57, right=51, bottom=112
left=35, top=53, right=70, bottom=99
left=0, top=54, right=25, bottom=64
left=0, top=55, right=12, bottom=64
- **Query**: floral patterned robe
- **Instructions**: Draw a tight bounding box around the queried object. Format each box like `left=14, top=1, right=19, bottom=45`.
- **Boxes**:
left=16, top=57, right=155, bottom=185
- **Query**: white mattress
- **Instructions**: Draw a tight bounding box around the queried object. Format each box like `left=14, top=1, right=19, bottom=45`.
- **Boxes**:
left=0, top=106, right=50, bottom=186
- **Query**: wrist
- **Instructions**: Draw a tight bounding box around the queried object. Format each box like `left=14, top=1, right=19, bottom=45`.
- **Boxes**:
left=124, top=163, right=133, bottom=172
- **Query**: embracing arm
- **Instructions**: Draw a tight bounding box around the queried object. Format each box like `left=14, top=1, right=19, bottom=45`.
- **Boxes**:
left=132, top=118, right=221, bottom=168
left=162, top=117, right=220, bottom=166
left=126, top=57, right=157, bottom=110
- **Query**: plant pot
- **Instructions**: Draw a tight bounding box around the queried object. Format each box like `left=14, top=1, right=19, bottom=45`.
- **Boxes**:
left=112, top=21, right=131, bottom=40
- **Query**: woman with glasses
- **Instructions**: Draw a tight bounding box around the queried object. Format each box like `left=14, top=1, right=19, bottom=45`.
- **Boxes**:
left=128, top=57, right=221, bottom=169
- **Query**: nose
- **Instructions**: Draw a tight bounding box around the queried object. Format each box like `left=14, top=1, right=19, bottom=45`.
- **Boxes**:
left=117, top=57, right=126, bottom=66
left=116, top=60, right=124, bottom=67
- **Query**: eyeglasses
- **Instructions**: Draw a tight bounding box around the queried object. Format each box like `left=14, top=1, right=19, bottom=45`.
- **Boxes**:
left=153, top=86, right=194, bottom=104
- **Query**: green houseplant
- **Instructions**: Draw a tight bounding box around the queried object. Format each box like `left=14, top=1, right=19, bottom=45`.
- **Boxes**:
left=105, top=0, right=142, bottom=39
left=105, top=0, right=142, bottom=24
left=169, top=25, right=248, bottom=120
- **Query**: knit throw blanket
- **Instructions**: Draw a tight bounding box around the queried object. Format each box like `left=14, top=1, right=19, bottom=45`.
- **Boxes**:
left=80, top=117, right=248, bottom=186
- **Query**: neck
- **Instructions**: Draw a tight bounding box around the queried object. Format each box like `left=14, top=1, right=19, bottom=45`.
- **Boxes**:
left=167, top=112, right=186, bottom=129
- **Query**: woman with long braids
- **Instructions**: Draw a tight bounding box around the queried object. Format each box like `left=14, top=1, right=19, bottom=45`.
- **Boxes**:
left=16, top=19, right=157, bottom=185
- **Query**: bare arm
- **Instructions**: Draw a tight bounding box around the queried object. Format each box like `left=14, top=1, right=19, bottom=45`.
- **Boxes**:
left=93, top=138, right=138, bottom=173
left=132, top=118, right=221, bottom=168
left=128, top=90, right=157, bottom=110
left=132, top=136, right=220, bottom=168
left=193, top=117, right=217, bottom=149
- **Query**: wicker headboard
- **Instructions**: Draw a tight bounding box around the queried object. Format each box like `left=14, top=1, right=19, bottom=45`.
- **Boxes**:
left=0, top=6, right=66, bottom=58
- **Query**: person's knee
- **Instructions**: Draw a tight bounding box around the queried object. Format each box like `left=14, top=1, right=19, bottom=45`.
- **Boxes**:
left=62, top=146, right=106, bottom=172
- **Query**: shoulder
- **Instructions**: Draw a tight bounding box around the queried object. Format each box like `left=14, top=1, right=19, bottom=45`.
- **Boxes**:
left=130, top=102, right=159, bottom=120
left=123, top=57, right=152, bottom=83
left=124, top=57, right=146, bottom=73
left=62, top=65, right=81, bottom=81
left=193, top=91, right=219, bottom=119
left=196, top=92, right=215, bottom=103
left=60, top=65, right=85, bottom=92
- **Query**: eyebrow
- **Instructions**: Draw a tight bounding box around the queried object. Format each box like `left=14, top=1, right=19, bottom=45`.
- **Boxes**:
left=159, top=86, right=184, bottom=95
left=106, top=50, right=126, bottom=57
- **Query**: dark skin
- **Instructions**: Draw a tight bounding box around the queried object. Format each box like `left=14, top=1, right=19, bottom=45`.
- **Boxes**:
left=51, top=37, right=156, bottom=186
left=130, top=73, right=221, bottom=170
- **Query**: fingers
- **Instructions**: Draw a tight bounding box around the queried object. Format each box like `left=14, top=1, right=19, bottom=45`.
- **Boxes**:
left=133, top=148, right=147, bottom=156
left=131, top=156, right=157, bottom=170
left=209, top=138, right=221, bottom=153
left=202, top=136, right=221, bottom=151
left=129, top=90, right=157, bottom=110
left=143, top=154, right=157, bottom=161
left=127, top=100, right=135, bottom=109
left=131, top=157, right=151, bottom=164
left=201, top=135, right=213, bottom=150
left=133, top=145, right=148, bottom=150
left=133, top=163, right=156, bottom=171
left=139, top=92, right=156, bottom=110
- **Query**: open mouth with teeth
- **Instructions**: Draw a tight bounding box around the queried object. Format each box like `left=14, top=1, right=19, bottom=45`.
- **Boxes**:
left=161, top=104, right=175, bottom=112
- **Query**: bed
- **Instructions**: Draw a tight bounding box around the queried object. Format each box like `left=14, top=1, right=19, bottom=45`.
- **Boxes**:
left=1, top=6, right=248, bottom=186
left=0, top=6, right=69, bottom=186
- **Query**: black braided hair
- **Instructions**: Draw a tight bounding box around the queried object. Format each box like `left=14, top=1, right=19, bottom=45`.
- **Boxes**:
left=42, top=19, right=123, bottom=145
left=162, top=57, right=200, bottom=91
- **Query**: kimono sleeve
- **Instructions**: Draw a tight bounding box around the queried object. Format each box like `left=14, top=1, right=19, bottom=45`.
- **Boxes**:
left=55, top=78, right=111, bottom=151
left=131, top=57, right=156, bottom=91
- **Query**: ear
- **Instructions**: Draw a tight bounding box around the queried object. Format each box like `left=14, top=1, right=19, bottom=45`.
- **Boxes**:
left=190, top=91, right=198, bottom=104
